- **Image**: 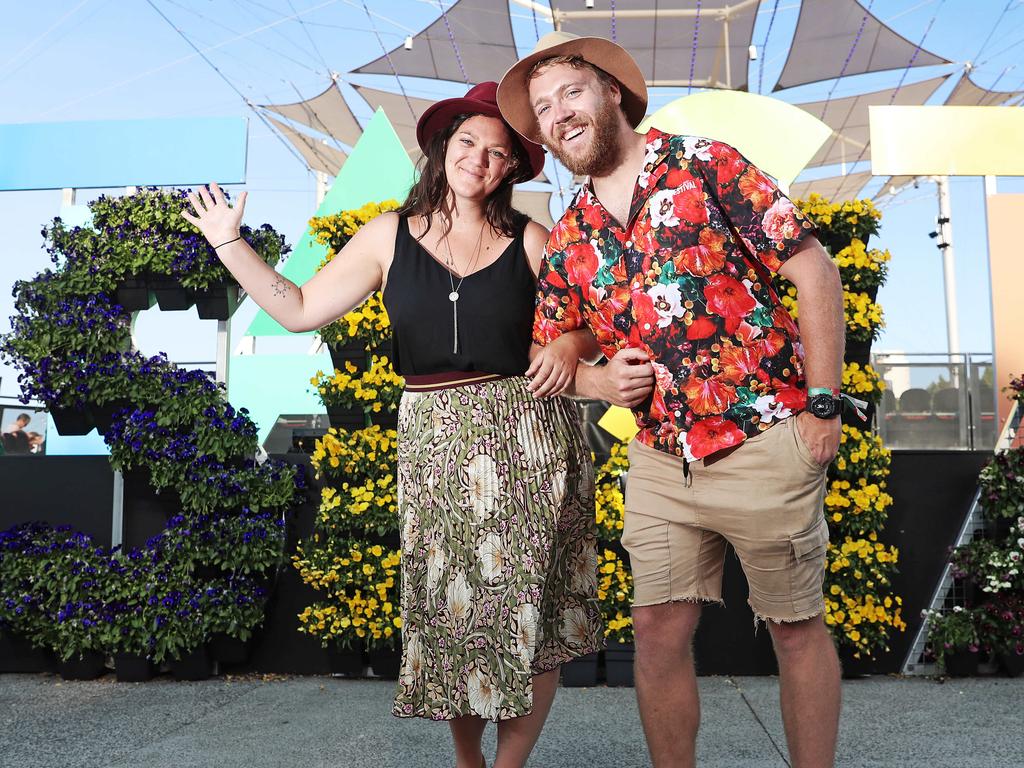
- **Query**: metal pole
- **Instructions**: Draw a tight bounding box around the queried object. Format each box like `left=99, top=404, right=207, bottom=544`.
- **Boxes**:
left=111, top=471, right=124, bottom=548
left=982, top=175, right=999, bottom=422
left=215, top=319, right=231, bottom=385
left=315, top=170, right=328, bottom=207
left=509, top=0, right=555, bottom=22
left=723, top=17, right=731, bottom=90
left=936, top=176, right=960, bottom=358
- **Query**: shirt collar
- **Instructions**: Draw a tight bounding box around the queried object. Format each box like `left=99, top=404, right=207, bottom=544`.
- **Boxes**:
left=578, top=127, right=675, bottom=216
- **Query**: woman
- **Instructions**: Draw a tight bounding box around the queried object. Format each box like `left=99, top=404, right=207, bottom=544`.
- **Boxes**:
left=183, top=81, right=604, bottom=768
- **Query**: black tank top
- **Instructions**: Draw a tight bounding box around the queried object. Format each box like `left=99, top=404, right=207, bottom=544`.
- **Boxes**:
left=382, top=216, right=535, bottom=377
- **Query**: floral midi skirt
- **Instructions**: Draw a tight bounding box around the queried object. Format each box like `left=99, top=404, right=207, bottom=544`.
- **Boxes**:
left=392, top=375, right=603, bottom=721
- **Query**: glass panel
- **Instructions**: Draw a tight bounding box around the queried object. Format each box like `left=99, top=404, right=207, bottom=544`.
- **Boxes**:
left=873, top=353, right=994, bottom=450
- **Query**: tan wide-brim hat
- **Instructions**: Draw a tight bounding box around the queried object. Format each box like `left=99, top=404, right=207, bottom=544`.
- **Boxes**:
left=496, top=31, right=648, bottom=145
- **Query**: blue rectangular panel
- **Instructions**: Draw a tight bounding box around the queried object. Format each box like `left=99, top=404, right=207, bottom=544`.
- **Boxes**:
left=0, top=117, right=247, bottom=190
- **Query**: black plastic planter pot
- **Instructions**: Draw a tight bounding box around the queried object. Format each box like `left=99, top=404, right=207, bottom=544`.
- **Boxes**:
left=115, top=278, right=156, bottom=312
left=48, top=405, right=94, bottom=436
left=844, top=338, right=872, bottom=368
left=605, top=641, right=635, bottom=687
left=90, top=399, right=133, bottom=435
left=208, top=634, right=252, bottom=667
left=944, top=649, right=979, bottom=677
left=368, top=411, right=398, bottom=429
left=327, top=407, right=368, bottom=432
left=150, top=278, right=195, bottom=311
left=327, top=342, right=369, bottom=373
left=368, top=646, right=402, bottom=679
left=58, top=651, right=107, bottom=681
left=170, top=646, right=212, bottom=681
left=194, top=283, right=242, bottom=321
left=0, top=633, right=54, bottom=673
left=561, top=652, right=599, bottom=687
left=998, top=651, right=1024, bottom=678
left=115, top=652, right=155, bottom=682
left=328, top=643, right=366, bottom=678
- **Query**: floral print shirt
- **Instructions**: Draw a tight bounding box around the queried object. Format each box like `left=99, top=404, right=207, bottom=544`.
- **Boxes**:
left=533, top=129, right=818, bottom=461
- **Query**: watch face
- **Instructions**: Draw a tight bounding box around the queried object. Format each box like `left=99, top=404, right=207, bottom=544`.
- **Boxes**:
left=809, top=394, right=838, bottom=418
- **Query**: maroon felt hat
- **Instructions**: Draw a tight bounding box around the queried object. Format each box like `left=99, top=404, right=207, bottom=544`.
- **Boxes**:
left=416, top=81, right=546, bottom=181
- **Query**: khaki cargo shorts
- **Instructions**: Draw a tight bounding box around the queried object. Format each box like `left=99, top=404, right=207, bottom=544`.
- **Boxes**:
left=622, top=416, right=829, bottom=624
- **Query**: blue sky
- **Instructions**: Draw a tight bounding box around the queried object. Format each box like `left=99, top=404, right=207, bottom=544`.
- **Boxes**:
left=2, top=0, right=1023, bottom=400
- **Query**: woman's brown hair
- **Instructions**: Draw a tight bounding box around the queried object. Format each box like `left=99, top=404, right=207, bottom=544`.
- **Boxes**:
left=397, top=112, right=531, bottom=240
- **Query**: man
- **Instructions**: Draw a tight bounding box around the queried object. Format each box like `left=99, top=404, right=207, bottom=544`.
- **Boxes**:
left=1, top=413, right=32, bottom=455
left=499, top=33, right=845, bottom=768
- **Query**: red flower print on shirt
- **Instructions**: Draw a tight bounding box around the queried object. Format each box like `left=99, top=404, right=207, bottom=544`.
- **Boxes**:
left=674, top=227, right=728, bottom=276
left=686, top=315, right=718, bottom=340
left=564, top=243, right=600, bottom=286
left=738, top=167, right=777, bottom=213
left=683, top=416, right=746, bottom=460
left=672, top=185, right=709, bottom=225
left=704, top=274, right=756, bottom=334
left=681, top=375, right=738, bottom=416
left=719, top=342, right=764, bottom=385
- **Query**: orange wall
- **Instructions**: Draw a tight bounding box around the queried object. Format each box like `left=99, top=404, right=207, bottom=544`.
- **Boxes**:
left=987, top=194, right=1024, bottom=430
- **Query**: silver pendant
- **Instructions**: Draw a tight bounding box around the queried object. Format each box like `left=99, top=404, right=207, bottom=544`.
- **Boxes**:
left=448, top=291, right=459, bottom=302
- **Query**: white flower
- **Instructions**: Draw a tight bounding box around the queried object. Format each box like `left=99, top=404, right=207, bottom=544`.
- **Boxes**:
left=401, top=512, right=419, bottom=551
left=426, top=536, right=447, bottom=592
left=560, top=606, right=593, bottom=647
left=478, top=533, right=508, bottom=583
left=571, top=544, right=598, bottom=593
left=752, top=394, right=792, bottom=425
left=516, top=412, right=551, bottom=467
left=401, top=636, right=423, bottom=685
left=514, top=603, right=538, bottom=665
left=647, top=284, right=685, bottom=328
left=637, top=139, right=663, bottom=187
left=953, top=605, right=964, bottom=613
left=551, top=467, right=568, bottom=508
left=446, top=571, right=473, bottom=624
left=681, top=136, right=714, bottom=161
left=467, top=665, right=501, bottom=720
left=648, top=188, right=680, bottom=228
left=465, top=453, right=499, bottom=521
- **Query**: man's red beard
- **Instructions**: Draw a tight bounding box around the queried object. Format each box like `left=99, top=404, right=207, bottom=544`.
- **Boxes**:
left=544, top=97, right=625, bottom=177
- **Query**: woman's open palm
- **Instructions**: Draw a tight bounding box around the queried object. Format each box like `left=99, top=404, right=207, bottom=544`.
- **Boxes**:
left=181, top=182, right=247, bottom=247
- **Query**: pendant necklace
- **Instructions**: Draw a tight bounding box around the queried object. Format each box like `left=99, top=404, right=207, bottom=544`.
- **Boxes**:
left=442, top=221, right=486, bottom=354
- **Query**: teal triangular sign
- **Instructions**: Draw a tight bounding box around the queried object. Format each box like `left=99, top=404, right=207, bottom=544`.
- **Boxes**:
left=245, top=108, right=416, bottom=336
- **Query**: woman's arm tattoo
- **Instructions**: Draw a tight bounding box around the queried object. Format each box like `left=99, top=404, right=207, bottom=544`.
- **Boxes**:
left=272, top=276, right=292, bottom=298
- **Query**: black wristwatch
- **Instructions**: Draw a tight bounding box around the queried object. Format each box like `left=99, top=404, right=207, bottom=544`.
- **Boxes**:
left=807, top=389, right=842, bottom=419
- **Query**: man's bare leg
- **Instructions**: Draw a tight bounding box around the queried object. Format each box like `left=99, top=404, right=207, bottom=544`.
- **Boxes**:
left=633, top=601, right=703, bottom=768
left=767, top=616, right=841, bottom=768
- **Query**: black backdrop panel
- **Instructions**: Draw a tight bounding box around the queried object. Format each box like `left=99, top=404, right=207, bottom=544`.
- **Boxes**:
left=0, top=450, right=992, bottom=676
left=246, top=455, right=332, bottom=675
left=0, top=456, right=114, bottom=547
left=853, top=450, right=991, bottom=675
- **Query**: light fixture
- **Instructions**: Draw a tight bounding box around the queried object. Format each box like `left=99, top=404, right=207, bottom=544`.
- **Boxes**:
left=404, top=35, right=414, bottom=51
left=585, top=0, right=595, bottom=8
left=748, top=44, right=758, bottom=61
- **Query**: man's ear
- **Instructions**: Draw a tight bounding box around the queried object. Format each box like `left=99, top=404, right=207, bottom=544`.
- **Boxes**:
left=606, top=77, right=622, bottom=106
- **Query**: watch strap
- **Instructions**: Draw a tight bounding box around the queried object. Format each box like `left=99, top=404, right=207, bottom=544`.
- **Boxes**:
left=807, top=386, right=841, bottom=397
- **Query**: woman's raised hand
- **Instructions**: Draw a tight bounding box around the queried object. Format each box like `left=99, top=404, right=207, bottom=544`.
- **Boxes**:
left=181, top=182, right=247, bottom=248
